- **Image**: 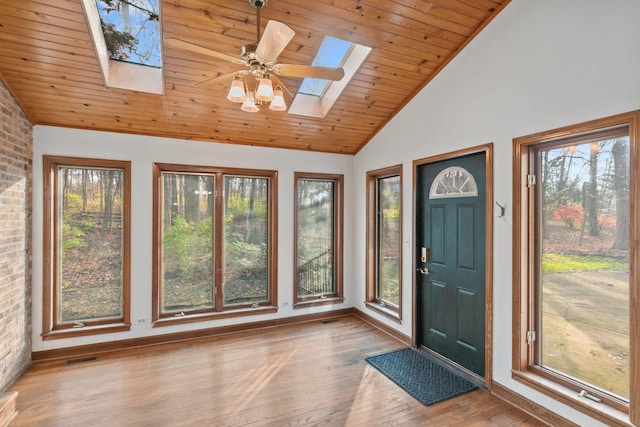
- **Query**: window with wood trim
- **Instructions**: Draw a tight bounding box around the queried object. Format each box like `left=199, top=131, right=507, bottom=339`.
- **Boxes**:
left=42, top=156, right=131, bottom=339
left=513, top=111, right=640, bottom=426
left=365, top=165, right=402, bottom=319
left=153, top=164, right=277, bottom=324
left=293, top=173, right=343, bottom=306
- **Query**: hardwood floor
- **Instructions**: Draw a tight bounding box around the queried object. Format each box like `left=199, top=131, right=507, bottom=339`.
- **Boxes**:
left=8, top=315, right=546, bottom=426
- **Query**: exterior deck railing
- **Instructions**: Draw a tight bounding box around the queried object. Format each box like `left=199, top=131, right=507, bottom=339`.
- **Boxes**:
left=297, top=248, right=333, bottom=296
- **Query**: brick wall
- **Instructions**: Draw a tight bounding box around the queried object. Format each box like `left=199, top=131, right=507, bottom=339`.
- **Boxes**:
left=0, top=80, right=32, bottom=391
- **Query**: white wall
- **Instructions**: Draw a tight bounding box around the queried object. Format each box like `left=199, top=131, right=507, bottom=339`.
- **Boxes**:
left=353, top=0, right=640, bottom=425
left=32, top=126, right=354, bottom=351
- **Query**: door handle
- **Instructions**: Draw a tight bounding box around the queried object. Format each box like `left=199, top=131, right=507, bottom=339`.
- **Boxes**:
left=417, top=267, right=430, bottom=275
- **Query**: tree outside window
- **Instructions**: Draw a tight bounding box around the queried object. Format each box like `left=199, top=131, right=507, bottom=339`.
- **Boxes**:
left=513, top=111, right=640, bottom=425
left=538, top=137, right=630, bottom=399
left=43, top=156, right=131, bottom=338
left=366, top=165, right=402, bottom=320
left=153, top=164, right=277, bottom=324
left=294, top=173, right=344, bottom=306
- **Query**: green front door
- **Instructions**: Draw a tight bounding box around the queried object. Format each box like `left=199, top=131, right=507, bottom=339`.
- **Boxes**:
left=416, top=152, right=486, bottom=376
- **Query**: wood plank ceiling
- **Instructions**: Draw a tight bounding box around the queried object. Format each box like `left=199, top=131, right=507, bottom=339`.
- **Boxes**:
left=0, top=0, right=509, bottom=154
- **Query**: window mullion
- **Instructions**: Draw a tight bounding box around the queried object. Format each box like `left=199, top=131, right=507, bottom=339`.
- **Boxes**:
left=629, top=114, right=640, bottom=425
left=374, top=181, right=380, bottom=301
left=214, top=173, right=224, bottom=312
left=51, top=166, right=62, bottom=328
left=531, top=148, right=542, bottom=369
left=333, top=180, right=342, bottom=298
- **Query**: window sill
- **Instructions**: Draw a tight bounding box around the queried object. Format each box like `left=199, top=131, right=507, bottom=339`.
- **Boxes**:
left=153, top=306, right=278, bottom=327
left=364, top=301, right=401, bottom=323
left=512, top=370, right=633, bottom=427
left=294, top=297, right=344, bottom=309
left=42, top=323, right=131, bottom=340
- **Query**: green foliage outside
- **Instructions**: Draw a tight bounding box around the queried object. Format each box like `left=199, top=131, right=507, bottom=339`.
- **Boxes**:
left=380, top=257, right=400, bottom=306
left=226, top=192, right=267, bottom=220
left=379, top=176, right=400, bottom=305
left=379, top=203, right=400, bottom=305
left=62, top=222, right=85, bottom=253
left=296, top=179, right=335, bottom=296
left=224, top=233, right=266, bottom=271
left=61, top=217, right=123, bottom=321
left=65, top=193, right=83, bottom=213
left=163, top=215, right=213, bottom=276
left=542, top=253, right=628, bottom=273
left=161, top=179, right=271, bottom=308
left=223, top=188, right=269, bottom=303
left=539, top=138, right=631, bottom=399
left=223, top=235, right=268, bottom=303
left=161, top=215, right=213, bottom=310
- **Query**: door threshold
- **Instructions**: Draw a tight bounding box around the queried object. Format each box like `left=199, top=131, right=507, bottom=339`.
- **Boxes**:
left=415, top=345, right=487, bottom=390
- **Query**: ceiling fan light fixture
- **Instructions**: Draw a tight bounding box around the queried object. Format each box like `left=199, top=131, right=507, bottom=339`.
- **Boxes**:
left=255, top=76, right=274, bottom=102
left=269, top=89, right=287, bottom=111
left=226, top=77, right=246, bottom=103
left=241, top=93, right=259, bottom=113
left=171, top=0, right=347, bottom=116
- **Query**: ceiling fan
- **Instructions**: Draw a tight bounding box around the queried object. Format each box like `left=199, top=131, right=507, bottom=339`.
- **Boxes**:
left=164, top=0, right=346, bottom=112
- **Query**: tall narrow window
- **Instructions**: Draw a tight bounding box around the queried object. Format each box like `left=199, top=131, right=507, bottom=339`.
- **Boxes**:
left=43, top=157, right=131, bottom=338
left=159, top=172, right=214, bottom=314
left=366, top=165, right=402, bottom=320
left=294, top=173, right=343, bottom=306
left=153, top=164, right=277, bottom=324
left=513, top=111, right=640, bottom=425
left=223, top=175, right=270, bottom=306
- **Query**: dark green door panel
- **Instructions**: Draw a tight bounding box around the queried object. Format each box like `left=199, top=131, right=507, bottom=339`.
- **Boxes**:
left=416, top=152, right=486, bottom=377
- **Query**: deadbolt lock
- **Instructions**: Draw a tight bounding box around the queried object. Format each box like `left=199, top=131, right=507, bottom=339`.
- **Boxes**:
left=420, top=247, right=430, bottom=263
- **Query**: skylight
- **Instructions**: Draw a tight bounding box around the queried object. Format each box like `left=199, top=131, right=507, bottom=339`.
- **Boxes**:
left=82, top=0, right=164, bottom=94
left=298, top=36, right=353, bottom=97
left=95, top=0, right=161, bottom=68
left=289, top=36, right=371, bottom=118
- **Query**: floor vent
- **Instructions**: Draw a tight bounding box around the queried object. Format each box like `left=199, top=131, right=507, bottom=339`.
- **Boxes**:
left=64, top=356, right=98, bottom=365
left=322, top=319, right=340, bottom=324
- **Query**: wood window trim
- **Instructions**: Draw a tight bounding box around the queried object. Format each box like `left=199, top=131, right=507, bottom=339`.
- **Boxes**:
left=293, top=172, right=344, bottom=307
left=152, top=163, right=278, bottom=325
left=512, top=111, right=640, bottom=427
left=365, top=164, right=402, bottom=322
left=42, top=156, right=131, bottom=340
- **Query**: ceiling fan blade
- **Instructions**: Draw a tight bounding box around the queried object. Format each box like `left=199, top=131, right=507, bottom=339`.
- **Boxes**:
left=164, top=38, right=241, bottom=64
left=272, top=64, right=345, bottom=81
left=196, top=72, right=240, bottom=88
left=255, top=21, right=295, bottom=63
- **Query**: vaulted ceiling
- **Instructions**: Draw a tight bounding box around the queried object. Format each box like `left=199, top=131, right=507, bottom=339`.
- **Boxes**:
left=0, top=0, right=509, bottom=154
